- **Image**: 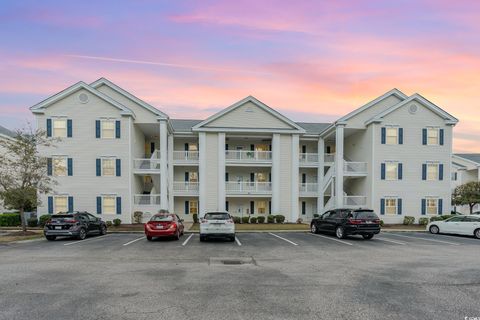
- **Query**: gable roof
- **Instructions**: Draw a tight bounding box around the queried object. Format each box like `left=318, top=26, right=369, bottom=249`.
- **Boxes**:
left=90, top=78, right=168, bottom=119
left=296, top=122, right=331, bottom=135
left=336, top=88, right=408, bottom=124
left=192, top=96, right=305, bottom=133
left=365, top=94, right=459, bottom=125
left=30, top=81, right=135, bottom=118
left=171, top=119, right=203, bottom=132
left=0, top=125, right=14, bottom=138
left=454, top=153, right=480, bottom=165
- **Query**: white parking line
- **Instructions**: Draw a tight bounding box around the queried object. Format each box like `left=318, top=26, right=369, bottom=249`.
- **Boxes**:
left=308, top=233, right=353, bottom=246
left=386, top=233, right=460, bottom=245
left=122, top=236, right=145, bottom=246
left=235, top=236, right=242, bottom=246
left=63, top=235, right=110, bottom=246
left=182, top=234, right=194, bottom=246
left=376, top=237, right=406, bottom=245
left=268, top=233, right=298, bottom=246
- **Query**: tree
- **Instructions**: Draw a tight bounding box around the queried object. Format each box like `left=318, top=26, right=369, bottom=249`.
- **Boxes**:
left=452, top=181, right=480, bottom=214
left=0, top=127, right=58, bottom=232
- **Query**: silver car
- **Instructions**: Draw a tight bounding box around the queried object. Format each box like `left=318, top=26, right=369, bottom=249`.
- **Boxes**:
left=199, top=212, right=235, bottom=242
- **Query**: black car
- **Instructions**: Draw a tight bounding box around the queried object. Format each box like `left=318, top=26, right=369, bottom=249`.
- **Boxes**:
left=44, top=212, right=107, bottom=241
left=310, top=209, right=381, bottom=239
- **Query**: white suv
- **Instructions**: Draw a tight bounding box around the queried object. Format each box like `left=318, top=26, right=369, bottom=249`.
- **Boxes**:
left=199, top=212, right=235, bottom=242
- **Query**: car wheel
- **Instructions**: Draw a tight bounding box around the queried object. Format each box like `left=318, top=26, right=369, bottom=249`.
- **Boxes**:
left=77, top=228, right=87, bottom=240
left=100, top=225, right=107, bottom=235
left=310, top=224, right=318, bottom=234
left=362, top=234, right=374, bottom=240
left=474, top=229, right=480, bottom=239
left=429, top=225, right=440, bottom=234
left=45, top=235, right=56, bottom=241
left=335, top=226, right=346, bottom=239
left=230, top=236, right=235, bottom=242
left=200, top=235, right=206, bottom=242
left=146, top=236, right=153, bottom=241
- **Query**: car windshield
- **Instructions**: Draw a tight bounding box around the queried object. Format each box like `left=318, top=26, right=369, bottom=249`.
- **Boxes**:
left=51, top=215, right=74, bottom=219
left=353, top=211, right=378, bottom=219
left=204, top=213, right=230, bottom=220
left=151, top=215, right=174, bottom=222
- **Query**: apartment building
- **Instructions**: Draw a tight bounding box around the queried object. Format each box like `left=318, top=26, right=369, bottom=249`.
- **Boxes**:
left=451, top=154, right=480, bottom=214
left=0, top=125, right=15, bottom=212
left=30, top=78, right=458, bottom=223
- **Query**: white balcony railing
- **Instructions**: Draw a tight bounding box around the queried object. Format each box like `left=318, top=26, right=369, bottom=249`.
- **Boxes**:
left=133, top=194, right=161, bottom=205
left=299, top=153, right=319, bottom=163
left=344, top=161, right=367, bottom=174
left=133, top=159, right=161, bottom=171
left=225, top=150, right=272, bottom=162
left=173, top=151, right=199, bottom=162
left=299, top=183, right=318, bottom=194
left=226, top=181, right=272, bottom=194
left=173, top=181, right=199, bottom=193
left=344, top=195, right=367, bottom=207
left=324, top=153, right=335, bottom=163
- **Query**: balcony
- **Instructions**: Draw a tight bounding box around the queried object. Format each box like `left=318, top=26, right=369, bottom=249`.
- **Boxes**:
left=133, top=159, right=161, bottom=174
left=299, top=183, right=318, bottom=196
left=173, top=151, right=199, bottom=165
left=173, top=181, right=199, bottom=195
left=344, top=161, right=367, bottom=176
left=225, top=181, right=272, bottom=195
left=344, top=195, right=367, bottom=207
left=324, top=153, right=335, bottom=164
left=225, top=150, right=272, bottom=166
left=133, top=194, right=161, bottom=205
left=299, top=153, right=319, bottom=166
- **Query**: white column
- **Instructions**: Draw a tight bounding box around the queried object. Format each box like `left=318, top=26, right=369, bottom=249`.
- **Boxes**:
left=217, top=133, right=226, bottom=211
left=159, top=120, right=168, bottom=210
left=291, top=134, right=300, bottom=222
left=271, top=134, right=281, bottom=214
left=198, top=132, right=207, bottom=217
left=317, top=137, right=325, bottom=213
left=335, top=125, right=345, bottom=208
left=168, top=134, right=174, bottom=213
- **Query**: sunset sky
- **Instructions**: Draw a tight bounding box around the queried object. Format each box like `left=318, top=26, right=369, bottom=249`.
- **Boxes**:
left=1, top=0, right=479, bottom=152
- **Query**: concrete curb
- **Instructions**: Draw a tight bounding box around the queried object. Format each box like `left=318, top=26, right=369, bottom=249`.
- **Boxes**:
left=106, top=229, right=425, bottom=234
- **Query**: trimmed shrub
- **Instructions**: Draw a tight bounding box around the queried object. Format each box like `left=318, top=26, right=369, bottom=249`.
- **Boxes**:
left=440, top=214, right=454, bottom=220
left=429, top=216, right=443, bottom=222
left=133, top=211, right=143, bottom=224
left=379, top=219, right=384, bottom=227
left=232, top=216, right=241, bottom=224
left=257, top=216, right=265, bottom=224
left=241, top=216, right=250, bottom=224
left=296, top=218, right=303, bottom=224
left=267, top=215, right=275, bottom=223
left=0, top=213, right=21, bottom=227
left=39, top=215, right=51, bottom=227
left=27, top=218, right=38, bottom=227
left=192, top=213, right=198, bottom=223
left=250, top=217, right=257, bottom=224
left=105, top=221, right=113, bottom=227
left=112, top=218, right=122, bottom=226
left=275, top=215, right=285, bottom=223
left=313, top=214, right=320, bottom=218
left=403, top=216, right=415, bottom=225
left=418, top=217, right=429, bottom=225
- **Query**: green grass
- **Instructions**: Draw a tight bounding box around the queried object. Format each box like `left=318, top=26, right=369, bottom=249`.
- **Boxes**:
left=189, top=223, right=309, bottom=231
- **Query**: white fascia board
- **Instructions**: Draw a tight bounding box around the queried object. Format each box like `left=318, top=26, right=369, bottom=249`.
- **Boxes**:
left=192, top=127, right=305, bottom=134
left=452, top=154, right=480, bottom=167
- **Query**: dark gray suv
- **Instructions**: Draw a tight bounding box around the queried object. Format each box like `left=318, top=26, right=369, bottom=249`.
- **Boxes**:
left=44, top=212, right=107, bottom=240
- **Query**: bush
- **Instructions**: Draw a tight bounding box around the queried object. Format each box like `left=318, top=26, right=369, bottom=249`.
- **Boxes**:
left=112, top=218, right=122, bottom=226
left=296, top=218, right=303, bottom=224
left=133, top=211, right=143, bottom=224
left=250, top=217, right=257, bottom=223
left=257, top=216, right=265, bottom=224
left=403, top=216, right=415, bottom=225
left=267, top=215, right=275, bottom=223
left=418, top=217, right=429, bottom=225
left=39, top=215, right=50, bottom=227
left=192, top=213, right=198, bottom=223
left=0, top=213, right=21, bottom=227
left=105, top=221, right=113, bottom=227
left=27, top=218, right=38, bottom=227
left=313, top=214, right=320, bottom=218
left=232, top=216, right=241, bottom=224
left=430, top=216, right=443, bottom=222
left=241, top=216, right=250, bottom=224
left=379, top=219, right=384, bottom=227
left=275, top=215, right=285, bottom=223
left=440, top=214, right=454, bottom=220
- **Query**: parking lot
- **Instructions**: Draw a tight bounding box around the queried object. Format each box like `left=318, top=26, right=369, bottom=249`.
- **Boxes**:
left=1, top=231, right=479, bottom=320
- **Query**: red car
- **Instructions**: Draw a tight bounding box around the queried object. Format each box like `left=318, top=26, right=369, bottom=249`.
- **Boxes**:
left=144, top=213, right=185, bottom=241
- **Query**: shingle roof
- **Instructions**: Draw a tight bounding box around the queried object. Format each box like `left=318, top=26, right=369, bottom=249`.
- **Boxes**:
left=452, top=161, right=466, bottom=168
left=170, top=119, right=203, bottom=132
left=295, top=122, right=331, bottom=135
left=0, top=125, right=14, bottom=137
left=455, top=154, right=480, bottom=165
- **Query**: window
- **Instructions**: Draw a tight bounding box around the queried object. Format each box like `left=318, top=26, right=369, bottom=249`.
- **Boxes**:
left=188, top=144, right=198, bottom=151
left=385, top=198, right=397, bottom=215
left=426, top=198, right=438, bottom=215
left=188, top=172, right=198, bottom=182
left=427, top=128, right=439, bottom=145
left=86, top=213, right=98, bottom=222
left=451, top=172, right=458, bottom=181
left=102, top=158, right=115, bottom=176
left=101, top=120, right=115, bottom=139
left=102, top=196, right=116, bottom=214
left=54, top=196, right=68, bottom=213
left=189, top=201, right=198, bottom=214
left=386, top=128, right=398, bottom=145
left=386, top=162, right=398, bottom=180
left=53, top=157, right=67, bottom=176
left=255, top=173, right=267, bottom=182
left=256, top=201, right=266, bottom=214
left=427, top=164, right=438, bottom=181
left=53, top=119, right=67, bottom=137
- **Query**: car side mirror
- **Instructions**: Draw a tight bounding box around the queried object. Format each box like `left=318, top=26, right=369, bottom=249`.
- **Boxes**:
left=179, top=219, right=184, bottom=223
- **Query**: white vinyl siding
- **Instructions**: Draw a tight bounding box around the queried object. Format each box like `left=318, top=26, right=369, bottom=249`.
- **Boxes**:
left=102, top=196, right=116, bottom=214
left=54, top=196, right=68, bottom=213
left=53, top=156, right=67, bottom=177
left=53, top=118, right=67, bottom=137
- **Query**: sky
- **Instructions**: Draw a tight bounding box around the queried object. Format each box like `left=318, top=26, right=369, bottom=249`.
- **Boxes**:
left=0, top=0, right=479, bottom=152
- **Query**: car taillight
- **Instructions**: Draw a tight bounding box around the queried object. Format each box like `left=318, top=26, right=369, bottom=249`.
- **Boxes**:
left=169, top=223, right=177, bottom=229
left=373, top=219, right=380, bottom=224
left=65, top=219, right=78, bottom=224
left=226, top=219, right=234, bottom=224
left=348, top=218, right=363, bottom=224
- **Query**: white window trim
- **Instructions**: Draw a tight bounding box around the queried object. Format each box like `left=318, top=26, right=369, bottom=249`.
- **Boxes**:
left=426, top=127, right=440, bottom=146
left=426, top=162, right=439, bottom=181
left=425, top=197, right=439, bottom=215
left=54, top=194, right=69, bottom=214
left=102, top=195, right=117, bottom=215
left=100, top=119, right=116, bottom=139
left=52, top=155, right=68, bottom=177
left=385, top=126, right=399, bottom=145
left=52, top=117, right=68, bottom=138
left=101, top=157, right=116, bottom=177
left=384, top=197, right=398, bottom=215
left=385, top=161, right=399, bottom=181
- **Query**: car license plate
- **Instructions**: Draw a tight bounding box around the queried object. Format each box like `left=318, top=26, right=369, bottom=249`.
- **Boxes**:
left=55, top=226, right=62, bottom=230
left=156, top=225, right=163, bottom=229
left=365, top=221, right=372, bottom=224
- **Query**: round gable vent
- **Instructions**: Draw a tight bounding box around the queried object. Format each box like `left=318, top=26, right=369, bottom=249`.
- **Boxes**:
left=409, top=104, right=418, bottom=114
left=78, top=93, right=89, bottom=104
